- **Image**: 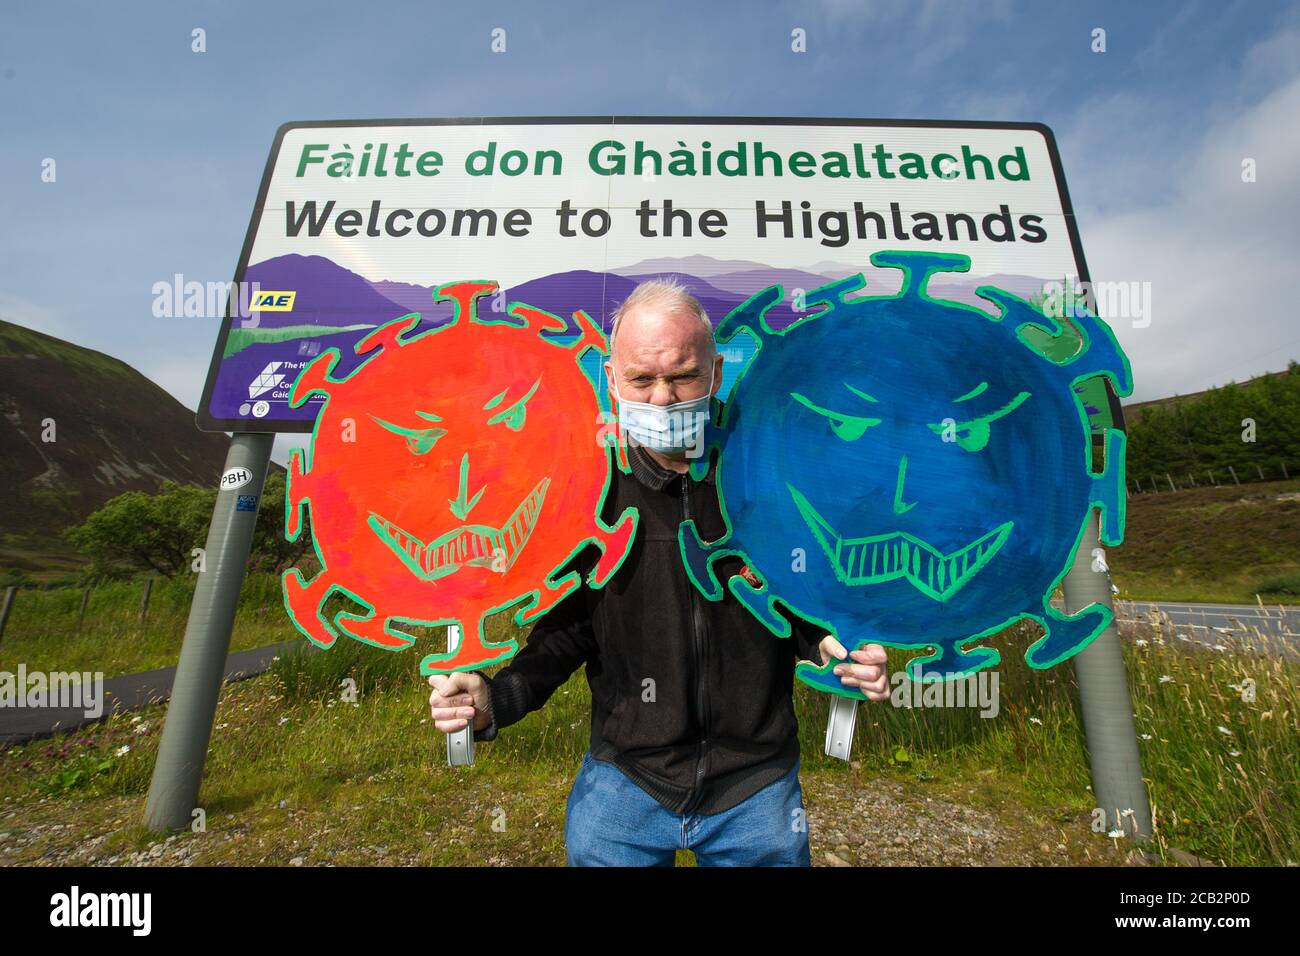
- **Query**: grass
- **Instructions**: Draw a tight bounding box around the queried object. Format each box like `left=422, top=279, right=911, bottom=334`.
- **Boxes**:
left=3, top=477, right=1294, bottom=681
left=0, top=535, right=87, bottom=581
left=222, top=324, right=374, bottom=358
left=0, top=320, right=138, bottom=381
left=0, top=572, right=292, bottom=678
left=1, top=611, right=1294, bottom=867
left=1110, top=478, right=1300, bottom=604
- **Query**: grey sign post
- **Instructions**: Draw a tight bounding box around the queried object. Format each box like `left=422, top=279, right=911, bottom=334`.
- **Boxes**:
left=1063, top=510, right=1153, bottom=841
left=821, top=503, right=1154, bottom=832
left=144, top=432, right=274, bottom=832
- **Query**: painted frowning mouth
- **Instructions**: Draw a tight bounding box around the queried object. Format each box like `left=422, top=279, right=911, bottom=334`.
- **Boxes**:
left=368, top=477, right=549, bottom=581
left=787, top=483, right=1011, bottom=602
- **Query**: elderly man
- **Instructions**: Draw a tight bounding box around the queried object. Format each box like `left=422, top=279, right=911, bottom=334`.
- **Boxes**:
left=429, top=277, right=889, bottom=866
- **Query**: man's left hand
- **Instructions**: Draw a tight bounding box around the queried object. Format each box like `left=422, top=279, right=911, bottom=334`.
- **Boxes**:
left=817, top=636, right=889, bottom=701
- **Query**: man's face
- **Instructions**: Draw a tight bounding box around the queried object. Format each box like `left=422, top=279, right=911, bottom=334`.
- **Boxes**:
left=605, top=304, right=722, bottom=406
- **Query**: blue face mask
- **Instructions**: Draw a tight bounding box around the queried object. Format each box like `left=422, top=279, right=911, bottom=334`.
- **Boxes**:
left=614, top=362, right=715, bottom=456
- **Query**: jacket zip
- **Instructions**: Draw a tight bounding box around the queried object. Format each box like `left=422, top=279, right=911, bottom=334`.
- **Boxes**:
left=680, top=474, right=709, bottom=815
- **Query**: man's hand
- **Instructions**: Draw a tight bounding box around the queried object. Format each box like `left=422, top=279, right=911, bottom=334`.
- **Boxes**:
left=428, top=672, right=493, bottom=734
left=817, top=636, right=889, bottom=701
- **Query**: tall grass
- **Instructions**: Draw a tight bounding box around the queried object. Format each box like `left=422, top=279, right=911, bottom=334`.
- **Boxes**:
left=1, top=606, right=1295, bottom=866
left=796, top=616, right=1298, bottom=866
left=0, top=572, right=295, bottom=677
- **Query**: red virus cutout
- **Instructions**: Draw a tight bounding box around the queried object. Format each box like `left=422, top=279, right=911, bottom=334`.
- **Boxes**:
left=281, top=280, right=638, bottom=675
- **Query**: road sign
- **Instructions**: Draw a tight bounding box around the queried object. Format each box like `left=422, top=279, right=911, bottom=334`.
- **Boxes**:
left=197, top=117, right=1125, bottom=434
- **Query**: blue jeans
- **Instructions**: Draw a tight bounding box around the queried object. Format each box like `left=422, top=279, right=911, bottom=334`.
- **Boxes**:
left=564, top=750, right=811, bottom=866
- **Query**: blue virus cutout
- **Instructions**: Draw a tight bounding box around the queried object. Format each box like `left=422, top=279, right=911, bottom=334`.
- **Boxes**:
left=679, top=250, right=1133, bottom=694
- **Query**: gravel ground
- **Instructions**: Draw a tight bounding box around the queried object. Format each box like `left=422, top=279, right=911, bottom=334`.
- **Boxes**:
left=0, top=766, right=1166, bottom=867
left=805, top=773, right=1058, bottom=866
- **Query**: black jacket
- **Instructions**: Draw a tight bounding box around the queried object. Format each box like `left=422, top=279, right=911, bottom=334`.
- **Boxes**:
left=475, top=439, right=825, bottom=815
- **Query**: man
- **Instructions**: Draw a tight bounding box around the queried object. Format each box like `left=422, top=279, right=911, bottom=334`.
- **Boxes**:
left=429, top=277, right=889, bottom=866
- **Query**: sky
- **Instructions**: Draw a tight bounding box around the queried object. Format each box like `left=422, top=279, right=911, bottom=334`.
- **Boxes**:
left=2, top=0, right=1298, bottom=467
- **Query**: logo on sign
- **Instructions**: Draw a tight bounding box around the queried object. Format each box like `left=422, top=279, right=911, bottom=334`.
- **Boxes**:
left=249, top=362, right=285, bottom=399
left=236, top=495, right=259, bottom=512
left=250, top=290, right=296, bottom=312
left=221, top=467, right=254, bottom=491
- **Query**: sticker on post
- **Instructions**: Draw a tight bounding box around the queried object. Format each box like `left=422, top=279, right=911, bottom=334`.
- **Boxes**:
left=221, top=466, right=255, bottom=491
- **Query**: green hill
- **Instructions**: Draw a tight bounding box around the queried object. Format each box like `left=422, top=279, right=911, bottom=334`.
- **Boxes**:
left=1120, top=363, right=1299, bottom=489
left=1111, top=477, right=1300, bottom=604
left=0, top=319, right=282, bottom=578
left=3, top=316, right=1295, bottom=604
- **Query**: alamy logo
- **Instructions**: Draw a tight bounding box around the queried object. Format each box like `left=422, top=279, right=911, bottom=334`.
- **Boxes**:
left=890, top=669, right=1000, bottom=718
left=0, top=666, right=104, bottom=718
left=49, top=886, right=151, bottom=936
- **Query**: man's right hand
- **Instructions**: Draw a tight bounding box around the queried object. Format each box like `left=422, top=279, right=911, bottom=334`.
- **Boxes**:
left=817, top=636, right=890, bottom=701
left=428, top=672, right=493, bottom=734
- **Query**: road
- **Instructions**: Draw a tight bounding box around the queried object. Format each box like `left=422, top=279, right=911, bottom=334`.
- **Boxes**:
left=0, top=640, right=310, bottom=747
left=1053, top=598, right=1299, bottom=658
left=2, top=599, right=1294, bottom=746
left=1118, top=600, right=1299, bottom=638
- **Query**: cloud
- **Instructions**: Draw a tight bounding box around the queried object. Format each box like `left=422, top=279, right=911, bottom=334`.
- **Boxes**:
left=798, top=0, right=1014, bottom=56
left=1081, top=69, right=1300, bottom=401
left=807, top=0, right=1013, bottom=27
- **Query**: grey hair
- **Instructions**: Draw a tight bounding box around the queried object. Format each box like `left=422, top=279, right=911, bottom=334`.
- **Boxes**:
left=609, top=277, right=714, bottom=356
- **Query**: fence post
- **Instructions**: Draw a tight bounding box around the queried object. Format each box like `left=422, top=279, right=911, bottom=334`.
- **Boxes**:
left=1165, top=473, right=1176, bottom=492
left=78, top=587, right=91, bottom=628
left=1228, top=465, right=1240, bottom=485
left=1256, top=463, right=1265, bottom=481
left=139, top=576, right=153, bottom=625
left=0, top=586, right=15, bottom=645
left=1284, top=462, right=1290, bottom=480
left=1188, top=472, right=1196, bottom=488
left=1207, top=469, right=1215, bottom=486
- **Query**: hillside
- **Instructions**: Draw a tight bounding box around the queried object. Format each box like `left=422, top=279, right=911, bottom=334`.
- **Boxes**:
left=1110, top=477, right=1300, bottom=604
left=3, top=315, right=1295, bottom=597
left=1122, top=367, right=1294, bottom=421
left=1118, top=363, right=1299, bottom=490
left=0, top=319, right=281, bottom=574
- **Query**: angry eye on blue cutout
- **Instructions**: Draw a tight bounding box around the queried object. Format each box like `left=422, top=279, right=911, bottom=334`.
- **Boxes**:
left=927, top=390, right=1032, bottom=453
left=790, top=383, right=881, bottom=441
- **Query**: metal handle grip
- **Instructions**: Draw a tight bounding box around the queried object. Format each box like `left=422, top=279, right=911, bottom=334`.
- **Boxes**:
left=443, top=624, right=476, bottom=767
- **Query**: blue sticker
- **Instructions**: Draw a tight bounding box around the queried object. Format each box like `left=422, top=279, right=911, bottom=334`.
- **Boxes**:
left=236, top=495, right=259, bottom=512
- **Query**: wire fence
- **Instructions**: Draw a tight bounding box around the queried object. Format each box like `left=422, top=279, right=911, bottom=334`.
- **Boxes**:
left=1129, top=461, right=1298, bottom=494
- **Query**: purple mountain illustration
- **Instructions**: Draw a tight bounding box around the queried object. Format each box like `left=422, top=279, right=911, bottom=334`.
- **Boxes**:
left=210, top=252, right=1064, bottom=426
left=241, top=255, right=437, bottom=329
left=609, top=253, right=781, bottom=279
